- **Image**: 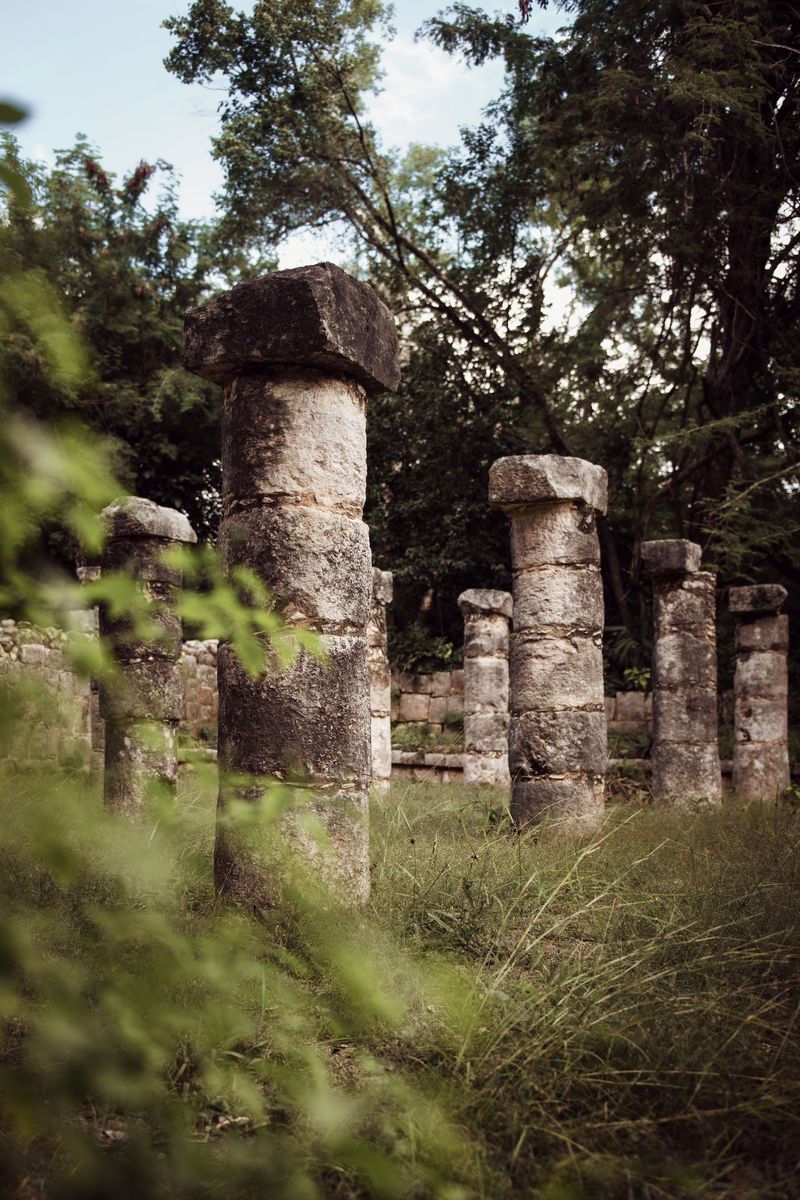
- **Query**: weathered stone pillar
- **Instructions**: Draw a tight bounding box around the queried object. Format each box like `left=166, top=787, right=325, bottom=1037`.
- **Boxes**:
left=182, top=263, right=399, bottom=906
left=76, top=564, right=104, bottom=779
left=489, top=455, right=607, bottom=831
left=368, top=568, right=394, bottom=793
left=457, top=589, right=512, bottom=787
left=99, top=497, right=196, bottom=814
left=641, top=539, right=721, bottom=806
left=730, top=584, right=790, bottom=802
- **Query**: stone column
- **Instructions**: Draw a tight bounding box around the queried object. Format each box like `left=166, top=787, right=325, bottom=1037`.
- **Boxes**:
left=641, top=539, right=721, bottom=806
left=368, top=568, right=394, bottom=793
left=730, top=584, right=790, bottom=802
left=489, top=455, right=608, bottom=831
left=457, top=589, right=512, bottom=787
left=99, top=497, right=196, bottom=814
left=76, top=564, right=104, bottom=779
left=182, top=263, right=399, bottom=907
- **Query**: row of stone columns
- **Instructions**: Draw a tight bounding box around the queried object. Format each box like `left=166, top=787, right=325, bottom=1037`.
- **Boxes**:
left=93, top=262, right=792, bottom=912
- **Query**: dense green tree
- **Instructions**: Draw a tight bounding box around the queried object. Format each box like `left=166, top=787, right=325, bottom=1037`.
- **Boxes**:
left=165, top=0, right=799, bottom=673
left=0, top=139, right=222, bottom=541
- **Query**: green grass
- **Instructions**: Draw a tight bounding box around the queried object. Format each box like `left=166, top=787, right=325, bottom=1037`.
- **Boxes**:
left=366, top=782, right=800, bottom=1198
left=3, top=764, right=800, bottom=1198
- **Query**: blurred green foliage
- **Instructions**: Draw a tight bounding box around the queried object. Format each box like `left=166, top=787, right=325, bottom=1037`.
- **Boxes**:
left=0, top=102, right=476, bottom=1197
left=0, top=132, right=222, bottom=541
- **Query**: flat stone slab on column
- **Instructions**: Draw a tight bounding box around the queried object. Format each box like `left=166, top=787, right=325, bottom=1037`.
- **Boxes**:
left=489, top=454, right=608, bottom=514
left=641, top=539, right=701, bottom=577
left=183, top=262, right=400, bottom=395
left=729, top=584, right=787, bottom=615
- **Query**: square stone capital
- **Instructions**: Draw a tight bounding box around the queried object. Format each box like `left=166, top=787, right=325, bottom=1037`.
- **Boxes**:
left=458, top=588, right=513, bottom=619
left=729, top=583, right=787, bottom=615
left=488, top=455, right=608, bottom=514
left=182, top=262, right=400, bottom=395
left=103, top=497, right=197, bottom=544
left=641, top=539, right=701, bottom=578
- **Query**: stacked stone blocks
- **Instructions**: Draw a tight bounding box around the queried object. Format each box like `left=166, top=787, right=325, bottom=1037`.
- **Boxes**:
left=0, top=620, right=92, bottom=768
left=99, top=497, right=196, bottom=814
left=183, top=262, right=399, bottom=906
left=180, top=640, right=219, bottom=740
left=730, top=584, right=790, bottom=802
left=458, top=588, right=512, bottom=786
left=641, top=539, right=721, bottom=806
left=368, top=568, right=394, bottom=791
left=490, top=454, right=608, bottom=831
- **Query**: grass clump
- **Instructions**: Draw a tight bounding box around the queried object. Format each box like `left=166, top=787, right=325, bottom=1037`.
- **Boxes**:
left=370, top=784, right=800, bottom=1197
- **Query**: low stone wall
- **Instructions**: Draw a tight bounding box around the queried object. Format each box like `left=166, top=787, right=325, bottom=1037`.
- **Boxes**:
left=391, top=750, right=464, bottom=784
left=390, top=669, right=464, bottom=737
left=605, top=691, right=653, bottom=735
left=179, top=640, right=219, bottom=743
left=0, top=622, right=220, bottom=770
left=0, top=620, right=94, bottom=770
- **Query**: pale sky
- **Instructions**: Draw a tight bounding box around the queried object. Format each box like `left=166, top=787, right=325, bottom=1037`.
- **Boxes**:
left=5, top=0, right=564, bottom=265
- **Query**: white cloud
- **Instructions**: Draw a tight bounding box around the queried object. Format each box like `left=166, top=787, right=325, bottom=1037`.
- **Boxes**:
left=369, top=34, right=503, bottom=149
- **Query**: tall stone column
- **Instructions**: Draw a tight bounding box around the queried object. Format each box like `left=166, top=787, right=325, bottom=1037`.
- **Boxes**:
left=730, top=584, right=790, bottom=802
left=99, top=497, right=196, bottom=814
left=489, top=455, right=608, bottom=831
left=457, top=589, right=512, bottom=787
left=182, top=263, right=399, bottom=907
left=641, top=539, right=721, bottom=806
left=368, top=568, right=394, bottom=794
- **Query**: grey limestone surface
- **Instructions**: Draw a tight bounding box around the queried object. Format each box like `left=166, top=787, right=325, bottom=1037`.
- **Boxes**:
left=647, top=550, right=721, bottom=807
left=182, top=262, right=400, bottom=395
left=490, top=454, right=608, bottom=831
left=458, top=588, right=511, bottom=787
left=731, top=588, right=789, bottom=801
left=183, top=264, right=399, bottom=907
left=100, top=497, right=195, bottom=814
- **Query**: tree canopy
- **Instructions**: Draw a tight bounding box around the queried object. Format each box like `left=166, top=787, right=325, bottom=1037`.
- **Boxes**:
left=163, top=0, right=800, bottom=675
left=0, top=139, right=222, bottom=542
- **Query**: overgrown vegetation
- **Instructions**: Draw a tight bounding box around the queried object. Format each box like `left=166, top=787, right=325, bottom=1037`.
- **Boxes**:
left=5, top=766, right=799, bottom=1197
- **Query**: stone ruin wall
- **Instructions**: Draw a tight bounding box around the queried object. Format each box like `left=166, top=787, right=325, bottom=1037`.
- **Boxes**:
left=0, top=620, right=97, bottom=772
left=0, top=620, right=661, bottom=772
left=391, top=669, right=465, bottom=735
left=179, top=640, right=219, bottom=742
left=0, top=618, right=771, bottom=786
left=0, top=620, right=219, bottom=769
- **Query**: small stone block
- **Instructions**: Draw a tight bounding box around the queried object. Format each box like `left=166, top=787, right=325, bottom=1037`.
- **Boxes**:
left=430, top=671, right=452, bottom=697
left=641, top=539, right=701, bottom=577
left=457, top=588, right=513, bottom=620
left=489, top=455, right=608, bottom=514
left=398, top=692, right=430, bottom=722
left=729, top=584, right=787, bottom=615
left=103, top=496, right=196, bottom=544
